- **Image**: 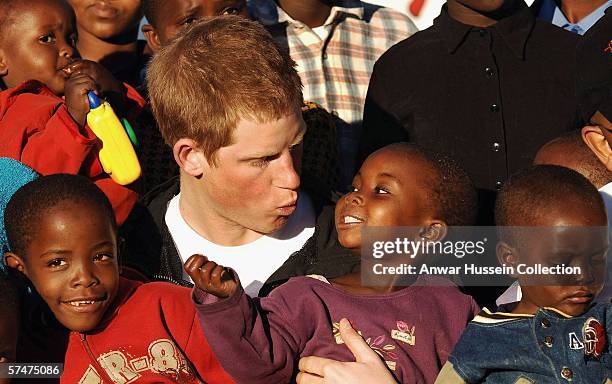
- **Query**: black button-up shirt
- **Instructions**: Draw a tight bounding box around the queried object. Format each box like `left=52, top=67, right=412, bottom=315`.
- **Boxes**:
left=359, top=3, right=582, bottom=191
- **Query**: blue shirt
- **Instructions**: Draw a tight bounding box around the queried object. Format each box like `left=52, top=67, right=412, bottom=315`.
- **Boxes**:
left=537, top=0, right=612, bottom=34
left=444, top=304, right=612, bottom=383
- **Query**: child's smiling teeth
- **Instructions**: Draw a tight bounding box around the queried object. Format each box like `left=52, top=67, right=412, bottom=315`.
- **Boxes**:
left=69, top=300, right=95, bottom=306
left=344, top=215, right=363, bottom=224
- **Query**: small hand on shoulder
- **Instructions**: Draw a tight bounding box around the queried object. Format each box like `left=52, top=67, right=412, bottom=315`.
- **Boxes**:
left=184, top=254, right=238, bottom=298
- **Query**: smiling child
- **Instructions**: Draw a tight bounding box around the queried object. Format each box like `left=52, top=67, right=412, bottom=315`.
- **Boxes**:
left=186, top=143, right=480, bottom=383
left=3, top=174, right=232, bottom=383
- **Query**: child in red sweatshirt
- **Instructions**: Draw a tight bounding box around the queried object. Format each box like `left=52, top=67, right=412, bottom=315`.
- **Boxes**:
left=0, top=0, right=144, bottom=225
left=3, top=174, right=233, bottom=383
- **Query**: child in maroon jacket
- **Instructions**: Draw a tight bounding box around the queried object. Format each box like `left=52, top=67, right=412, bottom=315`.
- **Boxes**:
left=3, top=174, right=233, bottom=383
left=0, top=0, right=144, bottom=225
left=187, top=143, right=480, bottom=383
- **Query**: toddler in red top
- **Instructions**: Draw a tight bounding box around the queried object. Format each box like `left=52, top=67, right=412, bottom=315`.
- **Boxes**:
left=3, top=174, right=233, bottom=383
left=0, top=0, right=145, bottom=225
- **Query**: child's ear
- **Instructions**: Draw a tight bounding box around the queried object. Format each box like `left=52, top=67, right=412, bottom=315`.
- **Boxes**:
left=173, top=138, right=207, bottom=177
left=0, top=49, right=8, bottom=77
left=141, top=24, right=162, bottom=54
left=4, top=252, right=27, bottom=275
left=582, top=125, right=612, bottom=171
left=419, top=221, right=447, bottom=243
left=496, top=242, right=519, bottom=278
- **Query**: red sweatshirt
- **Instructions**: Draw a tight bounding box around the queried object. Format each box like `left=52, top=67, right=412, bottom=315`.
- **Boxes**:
left=61, top=278, right=234, bottom=384
left=0, top=81, right=144, bottom=225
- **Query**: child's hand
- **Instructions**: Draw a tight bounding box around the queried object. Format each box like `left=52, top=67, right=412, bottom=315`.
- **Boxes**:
left=64, top=72, right=100, bottom=127
left=184, top=254, right=238, bottom=298
left=64, top=60, right=127, bottom=115
left=64, top=60, right=124, bottom=97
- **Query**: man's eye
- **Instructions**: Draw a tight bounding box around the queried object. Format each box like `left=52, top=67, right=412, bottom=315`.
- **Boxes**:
left=221, top=7, right=240, bottom=15
left=39, top=34, right=55, bottom=44
left=251, top=158, right=270, bottom=168
left=180, top=16, right=197, bottom=26
left=47, top=259, right=66, bottom=268
left=349, top=186, right=359, bottom=192
left=375, top=186, right=390, bottom=194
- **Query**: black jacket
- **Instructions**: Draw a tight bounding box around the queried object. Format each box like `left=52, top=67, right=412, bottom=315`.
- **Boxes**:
left=359, top=2, right=582, bottom=191
left=121, top=177, right=359, bottom=295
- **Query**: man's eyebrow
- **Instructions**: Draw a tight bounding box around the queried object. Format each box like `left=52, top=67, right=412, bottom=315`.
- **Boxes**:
left=240, top=150, right=278, bottom=161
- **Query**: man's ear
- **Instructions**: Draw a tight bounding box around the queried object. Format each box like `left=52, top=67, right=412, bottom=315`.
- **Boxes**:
left=496, top=242, right=519, bottom=278
left=4, top=252, right=27, bottom=275
left=142, top=24, right=162, bottom=54
left=173, top=138, right=207, bottom=177
left=419, top=221, right=447, bottom=243
left=582, top=125, right=612, bottom=171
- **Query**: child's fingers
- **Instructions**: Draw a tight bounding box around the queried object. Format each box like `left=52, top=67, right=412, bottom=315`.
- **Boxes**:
left=184, top=255, right=211, bottom=285
left=210, top=264, right=227, bottom=286
left=184, top=254, right=208, bottom=272
left=66, top=73, right=98, bottom=95
left=195, top=260, right=218, bottom=288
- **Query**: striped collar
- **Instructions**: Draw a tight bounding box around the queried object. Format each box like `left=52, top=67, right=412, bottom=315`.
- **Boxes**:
left=472, top=305, right=578, bottom=324
left=250, top=0, right=366, bottom=27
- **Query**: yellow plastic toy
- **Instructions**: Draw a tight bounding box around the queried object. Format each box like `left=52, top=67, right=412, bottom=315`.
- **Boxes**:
left=87, top=92, right=141, bottom=185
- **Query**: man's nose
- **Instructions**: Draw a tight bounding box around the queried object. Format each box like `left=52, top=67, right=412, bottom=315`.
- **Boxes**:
left=276, top=151, right=301, bottom=190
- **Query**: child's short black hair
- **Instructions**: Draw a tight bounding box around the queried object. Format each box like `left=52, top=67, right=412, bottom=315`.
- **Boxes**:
left=4, top=174, right=116, bottom=256
left=390, top=143, right=478, bottom=226
left=496, top=165, right=605, bottom=228
left=535, top=130, right=611, bottom=188
left=141, top=0, right=163, bottom=28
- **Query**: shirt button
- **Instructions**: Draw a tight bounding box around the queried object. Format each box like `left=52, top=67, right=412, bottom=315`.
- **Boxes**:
left=560, top=367, right=573, bottom=380
left=490, top=103, right=500, bottom=112
left=485, top=67, right=494, bottom=77
left=543, top=336, right=554, bottom=347
left=540, top=318, right=551, bottom=328
left=479, top=29, right=486, bottom=37
left=495, top=181, right=503, bottom=191
left=492, top=142, right=500, bottom=152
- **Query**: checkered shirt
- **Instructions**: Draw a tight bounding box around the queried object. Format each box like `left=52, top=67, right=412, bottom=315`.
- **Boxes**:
left=251, top=0, right=417, bottom=126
